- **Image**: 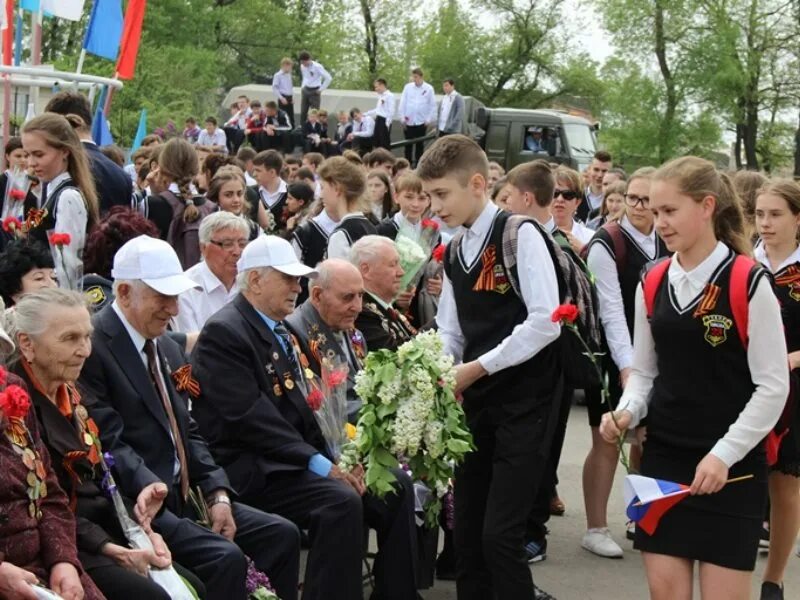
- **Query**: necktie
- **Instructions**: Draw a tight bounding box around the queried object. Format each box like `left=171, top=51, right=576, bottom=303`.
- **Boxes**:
left=274, top=322, right=303, bottom=384
left=144, top=340, right=190, bottom=500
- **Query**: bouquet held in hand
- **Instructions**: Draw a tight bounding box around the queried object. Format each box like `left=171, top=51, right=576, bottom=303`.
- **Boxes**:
left=342, top=330, right=474, bottom=526
left=395, top=219, right=440, bottom=293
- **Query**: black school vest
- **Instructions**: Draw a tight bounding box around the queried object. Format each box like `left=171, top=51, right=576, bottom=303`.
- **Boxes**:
left=377, top=217, right=399, bottom=240
left=771, top=261, right=800, bottom=353
left=647, top=250, right=765, bottom=453
left=444, top=210, right=559, bottom=404
left=331, top=214, right=377, bottom=247
left=28, top=176, right=82, bottom=246
left=589, top=226, right=670, bottom=335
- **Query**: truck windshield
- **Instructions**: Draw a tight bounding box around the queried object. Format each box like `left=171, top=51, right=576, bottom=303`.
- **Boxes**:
left=563, top=124, right=596, bottom=157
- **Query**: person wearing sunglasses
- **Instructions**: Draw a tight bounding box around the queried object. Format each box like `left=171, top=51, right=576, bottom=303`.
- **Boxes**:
left=175, top=212, right=250, bottom=333
left=552, top=166, right=595, bottom=253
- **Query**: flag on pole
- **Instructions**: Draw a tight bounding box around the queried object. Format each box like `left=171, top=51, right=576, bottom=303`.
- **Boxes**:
left=19, top=0, right=37, bottom=11
left=129, top=108, right=147, bottom=152
left=1, top=0, right=13, bottom=67
left=41, top=0, right=85, bottom=21
left=23, top=102, right=35, bottom=123
left=91, top=105, right=114, bottom=146
left=13, top=11, right=22, bottom=65
left=116, top=0, right=146, bottom=80
left=624, top=475, right=690, bottom=535
left=83, top=0, right=123, bottom=61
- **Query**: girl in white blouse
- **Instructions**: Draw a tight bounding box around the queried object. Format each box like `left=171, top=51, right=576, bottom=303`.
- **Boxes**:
left=21, top=114, right=99, bottom=289
left=601, top=156, right=788, bottom=599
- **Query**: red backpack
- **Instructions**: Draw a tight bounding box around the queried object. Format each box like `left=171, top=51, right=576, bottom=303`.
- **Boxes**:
left=642, top=254, right=790, bottom=464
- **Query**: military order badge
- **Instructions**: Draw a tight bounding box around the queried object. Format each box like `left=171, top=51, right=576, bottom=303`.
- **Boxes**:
left=702, top=314, right=732, bottom=347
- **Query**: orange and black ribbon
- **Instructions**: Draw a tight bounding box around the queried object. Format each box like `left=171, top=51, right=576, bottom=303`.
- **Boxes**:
left=172, top=364, right=201, bottom=398
left=472, top=245, right=497, bottom=292
left=776, top=265, right=800, bottom=287
left=693, top=283, right=721, bottom=318
left=62, top=450, right=89, bottom=512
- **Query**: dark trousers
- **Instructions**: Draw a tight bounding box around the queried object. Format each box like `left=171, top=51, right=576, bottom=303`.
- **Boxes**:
left=223, top=127, right=245, bottom=155
left=87, top=561, right=207, bottom=600
left=454, top=392, right=558, bottom=600
left=354, top=136, right=374, bottom=156
left=154, top=502, right=301, bottom=600
left=301, top=87, right=321, bottom=126
left=242, top=469, right=418, bottom=600
left=404, top=124, right=427, bottom=165
left=280, top=97, right=295, bottom=128
left=374, top=116, right=391, bottom=149
left=526, top=386, right=574, bottom=543
left=249, top=131, right=291, bottom=154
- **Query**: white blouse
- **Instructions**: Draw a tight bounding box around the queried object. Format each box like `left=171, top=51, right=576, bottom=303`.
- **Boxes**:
left=48, top=172, right=88, bottom=289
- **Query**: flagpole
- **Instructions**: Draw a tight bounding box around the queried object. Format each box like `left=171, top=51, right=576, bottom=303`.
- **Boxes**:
left=632, top=474, right=754, bottom=507
left=27, top=9, right=42, bottom=115
left=103, top=72, right=117, bottom=116
left=76, top=49, right=86, bottom=75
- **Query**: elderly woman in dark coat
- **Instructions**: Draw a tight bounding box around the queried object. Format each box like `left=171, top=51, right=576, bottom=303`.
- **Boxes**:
left=0, top=297, right=102, bottom=599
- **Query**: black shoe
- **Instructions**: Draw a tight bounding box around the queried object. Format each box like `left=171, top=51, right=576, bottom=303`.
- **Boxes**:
left=524, top=538, right=547, bottom=563
left=534, top=584, right=557, bottom=600
left=761, top=582, right=784, bottom=600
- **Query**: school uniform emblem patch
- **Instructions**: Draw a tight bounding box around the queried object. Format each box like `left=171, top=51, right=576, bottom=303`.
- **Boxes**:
left=702, top=314, right=732, bottom=347
left=789, top=282, right=800, bottom=302
left=492, top=263, right=510, bottom=295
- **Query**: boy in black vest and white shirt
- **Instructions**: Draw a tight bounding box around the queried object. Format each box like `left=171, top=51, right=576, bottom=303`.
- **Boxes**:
left=418, top=135, right=561, bottom=600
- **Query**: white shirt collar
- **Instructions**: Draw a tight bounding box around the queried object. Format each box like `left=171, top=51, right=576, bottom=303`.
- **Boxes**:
left=313, top=209, right=340, bottom=233
left=366, top=290, right=392, bottom=310
left=112, top=300, right=149, bottom=356
left=754, top=242, right=800, bottom=273
left=46, top=171, right=72, bottom=187
left=197, top=260, right=226, bottom=294
left=466, top=201, right=498, bottom=239
left=340, top=211, right=365, bottom=222
left=668, top=241, right=729, bottom=290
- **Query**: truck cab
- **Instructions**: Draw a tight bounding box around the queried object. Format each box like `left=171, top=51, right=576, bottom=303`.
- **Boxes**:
left=474, top=107, right=597, bottom=173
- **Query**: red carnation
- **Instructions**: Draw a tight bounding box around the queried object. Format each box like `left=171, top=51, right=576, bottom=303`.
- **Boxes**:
left=306, top=388, right=324, bottom=412
left=551, top=303, right=580, bottom=324
left=421, top=218, right=440, bottom=231
left=2, top=216, right=21, bottom=234
left=431, top=243, right=446, bottom=263
left=9, top=189, right=25, bottom=201
left=0, top=385, right=31, bottom=420
left=0, top=366, right=7, bottom=388
left=48, top=232, right=72, bottom=246
left=324, top=368, right=348, bottom=388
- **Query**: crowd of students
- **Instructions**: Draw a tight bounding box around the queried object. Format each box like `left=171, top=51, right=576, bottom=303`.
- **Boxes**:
left=0, top=82, right=797, bottom=600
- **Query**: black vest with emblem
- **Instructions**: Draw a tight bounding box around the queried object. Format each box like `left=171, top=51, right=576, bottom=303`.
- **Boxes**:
left=589, top=226, right=670, bottom=335
left=646, top=250, right=764, bottom=454
left=29, top=176, right=82, bottom=245
left=331, top=214, right=377, bottom=247
left=771, top=261, right=800, bottom=354
left=444, top=209, right=559, bottom=405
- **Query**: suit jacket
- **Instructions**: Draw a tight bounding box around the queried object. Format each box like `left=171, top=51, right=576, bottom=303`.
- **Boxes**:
left=285, top=300, right=366, bottom=422
left=78, top=305, right=231, bottom=514
left=83, top=141, right=133, bottom=214
left=355, top=294, right=417, bottom=352
left=440, top=92, right=465, bottom=134
left=191, top=294, right=327, bottom=498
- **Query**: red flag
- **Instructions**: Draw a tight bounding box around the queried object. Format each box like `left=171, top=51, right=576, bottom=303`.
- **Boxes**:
left=115, top=0, right=146, bottom=80
left=2, top=0, right=14, bottom=67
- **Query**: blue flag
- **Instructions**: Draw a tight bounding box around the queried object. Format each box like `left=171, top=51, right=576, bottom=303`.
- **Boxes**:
left=83, top=0, right=123, bottom=61
left=91, top=106, right=114, bottom=146
left=20, top=0, right=40, bottom=11
left=130, top=108, right=147, bottom=152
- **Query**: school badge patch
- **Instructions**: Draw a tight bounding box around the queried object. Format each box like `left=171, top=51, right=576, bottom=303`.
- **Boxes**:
left=84, top=286, right=106, bottom=307
left=492, top=263, right=510, bottom=294
left=789, top=282, right=800, bottom=302
left=702, top=314, right=732, bottom=347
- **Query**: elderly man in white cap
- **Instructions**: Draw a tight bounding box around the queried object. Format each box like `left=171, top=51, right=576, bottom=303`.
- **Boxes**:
left=191, top=235, right=420, bottom=600
left=78, top=235, right=301, bottom=600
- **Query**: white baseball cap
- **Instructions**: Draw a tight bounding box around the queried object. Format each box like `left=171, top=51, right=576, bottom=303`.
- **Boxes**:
left=237, top=235, right=318, bottom=278
left=111, top=235, right=200, bottom=296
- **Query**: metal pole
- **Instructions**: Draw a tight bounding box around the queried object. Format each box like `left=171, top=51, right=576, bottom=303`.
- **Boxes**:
left=76, top=49, right=86, bottom=74
left=29, top=10, right=42, bottom=112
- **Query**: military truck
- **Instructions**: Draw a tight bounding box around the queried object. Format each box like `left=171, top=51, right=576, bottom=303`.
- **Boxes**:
left=222, top=85, right=597, bottom=170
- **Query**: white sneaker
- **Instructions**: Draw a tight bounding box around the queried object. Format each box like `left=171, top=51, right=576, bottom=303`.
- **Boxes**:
left=582, top=528, right=624, bottom=559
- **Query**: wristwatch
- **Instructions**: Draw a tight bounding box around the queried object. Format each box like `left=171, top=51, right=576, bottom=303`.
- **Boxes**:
left=206, top=494, right=231, bottom=509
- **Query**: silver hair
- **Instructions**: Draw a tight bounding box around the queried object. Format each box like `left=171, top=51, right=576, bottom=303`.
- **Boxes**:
left=348, top=235, right=396, bottom=268
left=309, top=259, right=358, bottom=291
left=111, top=278, right=147, bottom=299
left=199, top=212, right=251, bottom=246
left=236, top=266, right=272, bottom=292
left=7, top=288, right=89, bottom=364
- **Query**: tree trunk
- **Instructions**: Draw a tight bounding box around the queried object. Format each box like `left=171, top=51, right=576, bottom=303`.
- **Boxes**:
left=794, top=111, right=800, bottom=178
left=359, top=0, right=378, bottom=81
left=654, top=0, right=677, bottom=164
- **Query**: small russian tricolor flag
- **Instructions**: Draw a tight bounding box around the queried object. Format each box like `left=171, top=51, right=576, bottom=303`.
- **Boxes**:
left=624, top=474, right=690, bottom=535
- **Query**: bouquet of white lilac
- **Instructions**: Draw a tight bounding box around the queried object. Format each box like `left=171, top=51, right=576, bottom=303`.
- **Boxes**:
left=394, top=219, right=440, bottom=293
left=340, top=330, right=473, bottom=526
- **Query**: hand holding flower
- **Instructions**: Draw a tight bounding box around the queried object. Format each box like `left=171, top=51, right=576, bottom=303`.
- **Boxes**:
left=599, top=409, right=631, bottom=444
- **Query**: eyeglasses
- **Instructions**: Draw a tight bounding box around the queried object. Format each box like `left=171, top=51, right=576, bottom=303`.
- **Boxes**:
left=209, top=239, right=248, bottom=251
left=553, top=189, right=578, bottom=201
left=624, top=194, right=650, bottom=208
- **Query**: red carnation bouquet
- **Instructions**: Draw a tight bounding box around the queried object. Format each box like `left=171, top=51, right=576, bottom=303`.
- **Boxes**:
left=48, top=231, right=78, bottom=290
left=306, top=357, right=350, bottom=460
left=3, top=166, right=30, bottom=217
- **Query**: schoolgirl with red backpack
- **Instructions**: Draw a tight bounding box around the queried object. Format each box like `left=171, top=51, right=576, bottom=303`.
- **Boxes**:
left=601, top=157, right=788, bottom=600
